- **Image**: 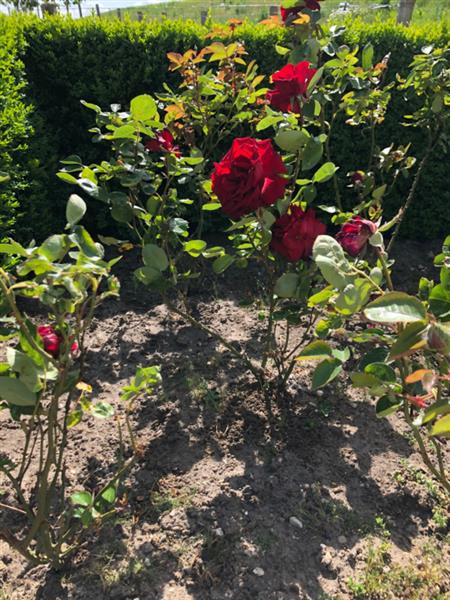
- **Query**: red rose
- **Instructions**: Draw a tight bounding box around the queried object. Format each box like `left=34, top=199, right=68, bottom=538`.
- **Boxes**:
left=271, top=206, right=326, bottom=261
left=38, top=325, right=78, bottom=358
left=266, top=62, right=317, bottom=113
left=212, top=137, right=287, bottom=220
left=336, top=216, right=377, bottom=257
left=281, top=0, right=323, bottom=22
left=145, top=129, right=181, bottom=157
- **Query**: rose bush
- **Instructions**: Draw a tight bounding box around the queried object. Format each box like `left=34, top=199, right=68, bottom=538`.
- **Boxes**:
left=55, top=5, right=448, bottom=493
left=0, top=196, right=161, bottom=566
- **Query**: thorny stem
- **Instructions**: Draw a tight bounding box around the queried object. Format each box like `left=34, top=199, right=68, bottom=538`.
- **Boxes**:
left=321, top=108, right=343, bottom=211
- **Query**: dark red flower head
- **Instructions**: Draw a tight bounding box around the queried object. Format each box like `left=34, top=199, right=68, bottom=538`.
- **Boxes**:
left=351, top=170, right=365, bottom=185
left=281, top=0, right=323, bottom=22
left=212, top=137, right=287, bottom=220
left=271, top=206, right=326, bottom=262
left=38, top=325, right=78, bottom=358
left=145, top=129, right=181, bottom=157
left=267, top=61, right=317, bottom=113
left=336, top=216, right=377, bottom=257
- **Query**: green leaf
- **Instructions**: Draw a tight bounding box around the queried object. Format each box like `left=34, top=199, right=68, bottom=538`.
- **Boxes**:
left=429, top=284, right=450, bottom=320
left=142, top=244, right=169, bottom=271
left=91, top=401, right=114, bottom=419
left=311, top=358, right=342, bottom=390
left=0, top=241, right=28, bottom=257
left=430, top=414, right=450, bottom=438
left=302, top=137, right=323, bottom=170
left=376, top=396, right=401, bottom=418
left=71, top=491, right=93, bottom=507
left=361, top=42, right=374, bottom=70
left=112, top=125, right=136, bottom=140
left=296, top=341, right=332, bottom=361
left=110, top=193, right=133, bottom=223
left=71, top=226, right=103, bottom=259
left=38, top=234, right=68, bottom=261
left=312, top=162, right=338, bottom=184
left=184, top=240, right=207, bottom=257
left=275, top=44, right=290, bottom=56
left=364, top=292, right=426, bottom=324
left=312, top=235, right=353, bottom=291
left=135, top=266, right=162, bottom=285
left=6, top=348, right=40, bottom=392
left=66, top=194, right=86, bottom=228
left=130, top=94, right=157, bottom=121
left=359, top=347, right=389, bottom=370
left=100, top=485, right=116, bottom=504
left=334, top=278, right=372, bottom=315
left=365, top=362, right=396, bottom=382
left=351, top=372, right=382, bottom=388
left=213, top=255, right=234, bottom=274
left=274, top=273, right=299, bottom=299
left=0, top=377, right=36, bottom=406
left=389, top=321, right=428, bottom=359
left=67, top=409, right=83, bottom=428
left=256, top=115, right=283, bottom=132
left=202, top=203, right=221, bottom=211
left=275, top=129, right=308, bottom=153
left=57, top=172, right=78, bottom=185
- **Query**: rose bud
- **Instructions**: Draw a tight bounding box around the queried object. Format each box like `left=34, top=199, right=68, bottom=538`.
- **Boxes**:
left=351, top=171, right=365, bottom=185
left=336, top=216, right=377, bottom=257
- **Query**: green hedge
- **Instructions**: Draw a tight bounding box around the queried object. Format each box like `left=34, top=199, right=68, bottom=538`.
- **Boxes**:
left=1, top=14, right=449, bottom=240
left=0, top=18, right=33, bottom=240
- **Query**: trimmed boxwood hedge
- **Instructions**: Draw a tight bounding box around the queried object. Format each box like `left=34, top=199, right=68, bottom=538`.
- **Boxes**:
left=0, top=14, right=449, bottom=240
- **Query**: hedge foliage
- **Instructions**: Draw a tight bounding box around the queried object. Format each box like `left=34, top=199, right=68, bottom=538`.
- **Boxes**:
left=0, top=14, right=449, bottom=240
left=0, top=19, right=33, bottom=240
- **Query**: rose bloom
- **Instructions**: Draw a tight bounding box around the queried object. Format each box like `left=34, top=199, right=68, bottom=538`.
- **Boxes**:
left=266, top=62, right=317, bottom=113
left=38, top=325, right=78, bottom=358
left=271, top=206, right=326, bottom=262
left=336, top=216, right=377, bottom=257
left=281, top=0, right=323, bottom=22
left=212, top=137, right=287, bottom=220
left=145, top=129, right=181, bottom=157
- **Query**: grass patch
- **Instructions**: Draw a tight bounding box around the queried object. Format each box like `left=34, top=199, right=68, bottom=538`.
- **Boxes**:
left=347, top=537, right=450, bottom=599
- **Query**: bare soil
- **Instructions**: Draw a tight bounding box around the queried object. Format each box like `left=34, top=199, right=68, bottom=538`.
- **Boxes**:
left=0, top=240, right=448, bottom=600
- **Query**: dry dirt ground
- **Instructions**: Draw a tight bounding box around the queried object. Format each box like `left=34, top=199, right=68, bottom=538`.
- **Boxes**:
left=0, top=240, right=449, bottom=599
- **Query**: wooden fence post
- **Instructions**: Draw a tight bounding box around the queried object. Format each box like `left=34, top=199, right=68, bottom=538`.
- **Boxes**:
left=96, top=3, right=101, bottom=17
left=200, top=9, right=207, bottom=24
left=117, top=8, right=122, bottom=20
left=137, top=10, right=143, bottom=21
